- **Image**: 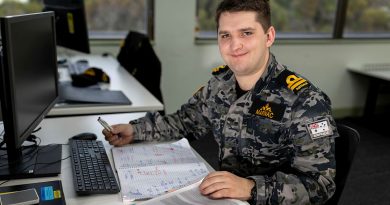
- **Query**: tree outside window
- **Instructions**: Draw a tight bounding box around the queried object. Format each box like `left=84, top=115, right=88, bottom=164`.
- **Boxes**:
left=0, top=0, right=152, bottom=39
left=344, top=0, right=390, bottom=38
left=196, top=0, right=390, bottom=39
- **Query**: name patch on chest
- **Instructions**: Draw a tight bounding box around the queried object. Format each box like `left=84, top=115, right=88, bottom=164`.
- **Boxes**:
left=249, top=99, right=286, bottom=121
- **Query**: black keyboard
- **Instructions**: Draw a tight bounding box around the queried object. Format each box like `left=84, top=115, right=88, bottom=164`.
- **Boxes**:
left=69, top=139, right=120, bottom=195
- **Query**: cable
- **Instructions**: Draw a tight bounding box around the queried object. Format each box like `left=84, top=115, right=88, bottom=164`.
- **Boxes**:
left=0, top=154, right=71, bottom=186
left=0, top=143, right=70, bottom=186
left=31, top=127, right=42, bottom=133
left=0, top=135, right=41, bottom=164
left=0, top=179, right=10, bottom=186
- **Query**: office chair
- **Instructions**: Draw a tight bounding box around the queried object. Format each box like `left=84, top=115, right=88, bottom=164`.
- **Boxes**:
left=117, top=31, right=165, bottom=114
left=325, top=123, right=360, bottom=205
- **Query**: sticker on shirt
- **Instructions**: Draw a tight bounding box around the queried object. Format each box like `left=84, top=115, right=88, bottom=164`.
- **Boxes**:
left=249, top=98, right=286, bottom=121
left=306, top=119, right=333, bottom=140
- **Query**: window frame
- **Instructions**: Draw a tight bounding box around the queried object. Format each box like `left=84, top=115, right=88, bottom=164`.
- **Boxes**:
left=195, top=0, right=390, bottom=42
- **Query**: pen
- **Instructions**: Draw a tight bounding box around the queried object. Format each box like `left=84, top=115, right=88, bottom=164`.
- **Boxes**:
left=97, top=117, right=113, bottom=132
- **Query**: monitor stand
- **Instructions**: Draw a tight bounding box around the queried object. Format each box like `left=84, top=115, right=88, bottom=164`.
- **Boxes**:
left=0, top=144, right=62, bottom=180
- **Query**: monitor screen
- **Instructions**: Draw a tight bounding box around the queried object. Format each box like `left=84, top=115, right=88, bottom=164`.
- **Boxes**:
left=43, top=0, right=90, bottom=53
left=0, top=11, right=62, bottom=179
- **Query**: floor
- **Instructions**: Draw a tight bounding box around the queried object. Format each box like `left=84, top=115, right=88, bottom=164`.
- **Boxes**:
left=337, top=114, right=390, bottom=205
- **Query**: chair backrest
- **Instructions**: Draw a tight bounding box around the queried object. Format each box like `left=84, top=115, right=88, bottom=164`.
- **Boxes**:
left=117, top=31, right=164, bottom=106
left=325, top=123, right=360, bottom=205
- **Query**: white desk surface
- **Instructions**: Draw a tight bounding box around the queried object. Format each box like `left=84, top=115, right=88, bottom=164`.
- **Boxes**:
left=1, top=112, right=212, bottom=205
left=49, top=55, right=164, bottom=116
left=347, top=63, right=390, bottom=81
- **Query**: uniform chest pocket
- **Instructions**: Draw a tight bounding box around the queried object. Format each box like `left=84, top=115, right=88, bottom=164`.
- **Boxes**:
left=240, top=115, right=289, bottom=164
left=243, top=115, right=286, bottom=144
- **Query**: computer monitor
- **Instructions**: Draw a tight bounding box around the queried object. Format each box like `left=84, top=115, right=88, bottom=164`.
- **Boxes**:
left=43, top=0, right=90, bottom=53
left=0, top=11, right=62, bottom=179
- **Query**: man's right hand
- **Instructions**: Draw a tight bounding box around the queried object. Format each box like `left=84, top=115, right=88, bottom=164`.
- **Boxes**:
left=102, top=124, right=135, bottom=146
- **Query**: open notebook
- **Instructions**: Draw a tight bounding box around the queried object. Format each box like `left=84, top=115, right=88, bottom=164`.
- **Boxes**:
left=111, top=138, right=209, bottom=201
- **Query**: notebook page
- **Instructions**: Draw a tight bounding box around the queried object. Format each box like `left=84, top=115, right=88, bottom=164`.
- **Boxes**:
left=111, top=138, right=210, bottom=200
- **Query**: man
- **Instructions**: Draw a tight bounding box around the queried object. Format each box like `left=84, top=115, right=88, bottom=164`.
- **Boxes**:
left=103, top=0, right=338, bottom=204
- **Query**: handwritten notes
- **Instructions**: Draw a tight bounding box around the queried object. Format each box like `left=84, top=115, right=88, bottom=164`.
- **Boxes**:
left=111, top=138, right=209, bottom=200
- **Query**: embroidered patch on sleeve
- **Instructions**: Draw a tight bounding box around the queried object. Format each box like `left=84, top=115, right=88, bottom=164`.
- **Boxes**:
left=306, top=119, right=333, bottom=140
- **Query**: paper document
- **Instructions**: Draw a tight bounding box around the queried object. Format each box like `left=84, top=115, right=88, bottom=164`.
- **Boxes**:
left=111, top=138, right=210, bottom=200
left=139, top=179, right=249, bottom=205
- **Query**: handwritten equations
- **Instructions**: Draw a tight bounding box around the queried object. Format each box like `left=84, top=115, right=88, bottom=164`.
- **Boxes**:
left=111, top=138, right=209, bottom=200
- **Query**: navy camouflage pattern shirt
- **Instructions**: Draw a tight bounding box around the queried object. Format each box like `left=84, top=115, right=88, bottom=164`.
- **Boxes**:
left=130, top=53, right=338, bottom=205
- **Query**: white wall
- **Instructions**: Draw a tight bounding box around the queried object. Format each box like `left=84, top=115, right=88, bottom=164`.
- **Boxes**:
left=271, top=42, right=390, bottom=116
left=92, top=0, right=390, bottom=117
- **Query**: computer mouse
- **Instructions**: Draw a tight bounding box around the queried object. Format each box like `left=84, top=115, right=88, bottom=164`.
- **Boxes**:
left=57, top=58, right=67, bottom=65
left=71, top=132, right=97, bottom=140
left=102, top=52, right=112, bottom=57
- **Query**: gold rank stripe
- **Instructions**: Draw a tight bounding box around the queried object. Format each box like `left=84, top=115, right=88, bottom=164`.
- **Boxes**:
left=286, top=75, right=307, bottom=91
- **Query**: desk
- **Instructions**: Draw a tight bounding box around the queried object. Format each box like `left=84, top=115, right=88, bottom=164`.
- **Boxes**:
left=48, top=55, right=164, bottom=116
left=348, top=64, right=390, bottom=117
left=1, top=113, right=213, bottom=205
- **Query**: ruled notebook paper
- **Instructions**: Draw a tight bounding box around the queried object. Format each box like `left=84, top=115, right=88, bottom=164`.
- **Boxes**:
left=111, top=138, right=209, bottom=200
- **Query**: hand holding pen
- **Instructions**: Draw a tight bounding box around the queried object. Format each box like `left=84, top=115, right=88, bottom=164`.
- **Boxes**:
left=98, top=117, right=113, bottom=133
left=99, top=117, right=135, bottom=146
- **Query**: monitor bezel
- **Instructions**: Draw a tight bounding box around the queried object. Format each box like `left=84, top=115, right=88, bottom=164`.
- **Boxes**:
left=0, top=12, right=59, bottom=158
left=43, top=0, right=90, bottom=54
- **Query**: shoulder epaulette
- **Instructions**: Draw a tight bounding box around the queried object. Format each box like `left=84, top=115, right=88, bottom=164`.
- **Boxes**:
left=277, top=69, right=310, bottom=94
left=212, top=65, right=229, bottom=75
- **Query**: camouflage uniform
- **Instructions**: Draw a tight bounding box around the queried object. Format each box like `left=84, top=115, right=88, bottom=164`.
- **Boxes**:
left=130, top=53, right=338, bottom=205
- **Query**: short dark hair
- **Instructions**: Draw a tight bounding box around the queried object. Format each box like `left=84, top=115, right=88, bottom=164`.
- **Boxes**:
left=215, top=0, right=271, bottom=32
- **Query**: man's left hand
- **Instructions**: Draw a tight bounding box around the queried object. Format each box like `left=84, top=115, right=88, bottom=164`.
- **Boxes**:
left=199, top=171, right=255, bottom=201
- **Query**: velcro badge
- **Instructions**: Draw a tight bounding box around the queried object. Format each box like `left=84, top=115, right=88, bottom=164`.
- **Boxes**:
left=249, top=98, right=286, bottom=121
left=306, top=119, right=333, bottom=140
left=278, top=69, right=309, bottom=94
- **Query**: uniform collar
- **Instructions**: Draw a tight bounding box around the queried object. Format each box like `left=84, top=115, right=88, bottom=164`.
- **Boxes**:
left=252, top=53, right=279, bottom=94
left=217, top=53, right=278, bottom=87
left=215, top=53, right=281, bottom=103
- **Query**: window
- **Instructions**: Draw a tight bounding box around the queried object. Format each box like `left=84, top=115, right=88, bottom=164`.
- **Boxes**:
left=270, top=0, right=337, bottom=39
left=85, top=0, right=153, bottom=39
left=196, top=0, right=337, bottom=39
left=0, top=0, right=154, bottom=39
left=196, top=0, right=390, bottom=40
left=344, top=0, right=390, bottom=38
left=195, top=0, right=219, bottom=39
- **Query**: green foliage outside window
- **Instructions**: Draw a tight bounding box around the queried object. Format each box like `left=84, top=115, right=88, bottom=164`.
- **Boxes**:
left=345, top=0, right=390, bottom=34
left=0, top=0, right=42, bottom=16
left=1, top=0, right=389, bottom=39
left=0, top=0, right=150, bottom=38
left=196, top=0, right=390, bottom=39
left=84, top=0, right=147, bottom=33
